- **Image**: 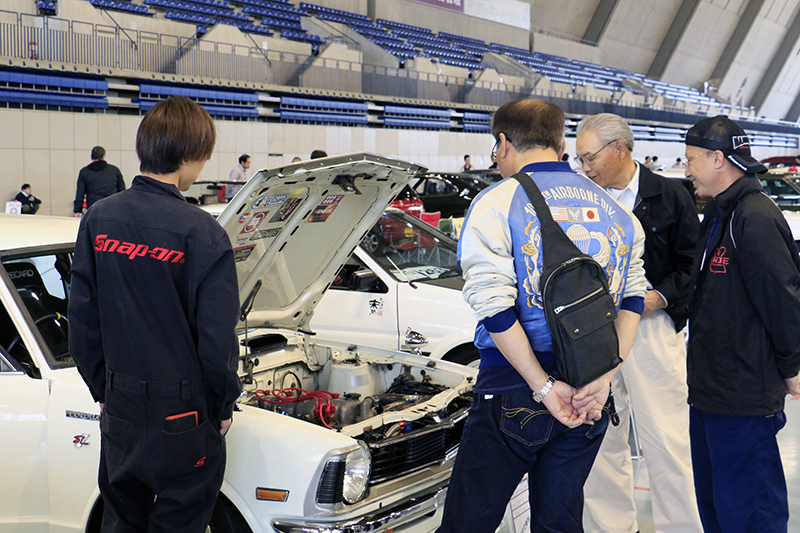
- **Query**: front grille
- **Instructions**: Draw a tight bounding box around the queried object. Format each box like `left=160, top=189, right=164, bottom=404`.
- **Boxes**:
left=366, top=408, right=468, bottom=485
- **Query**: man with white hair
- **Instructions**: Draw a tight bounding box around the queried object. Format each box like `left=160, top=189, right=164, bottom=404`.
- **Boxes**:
left=576, top=113, right=702, bottom=533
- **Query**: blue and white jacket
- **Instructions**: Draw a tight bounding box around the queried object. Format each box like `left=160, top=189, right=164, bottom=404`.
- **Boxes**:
left=457, top=162, right=647, bottom=393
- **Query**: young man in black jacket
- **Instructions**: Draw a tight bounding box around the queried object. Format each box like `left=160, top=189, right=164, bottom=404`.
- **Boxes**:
left=685, top=115, right=800, bottom=532
left=577, top=113, right=702, bottom=533
left=70, top=96, right=242, bottom=532
left=73, top=145, right=125, bottom=217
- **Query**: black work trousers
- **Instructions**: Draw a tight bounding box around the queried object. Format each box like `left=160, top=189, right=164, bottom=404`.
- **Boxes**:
left=98, top=371, right=226, bottom=533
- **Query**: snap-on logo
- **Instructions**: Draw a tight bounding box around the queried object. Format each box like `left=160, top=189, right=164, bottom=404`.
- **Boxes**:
left=710, top=246, right=729, bottom=273
left=9, top=269, right=35, bottom=279
left=94, top=235, right=185, bottom=263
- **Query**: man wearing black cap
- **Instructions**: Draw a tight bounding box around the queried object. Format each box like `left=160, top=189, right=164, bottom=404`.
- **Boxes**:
left=684, top=115, right=800, bottom=532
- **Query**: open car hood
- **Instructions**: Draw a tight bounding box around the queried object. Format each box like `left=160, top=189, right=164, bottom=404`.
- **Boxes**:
left=216, top=152, right=426, bottom=331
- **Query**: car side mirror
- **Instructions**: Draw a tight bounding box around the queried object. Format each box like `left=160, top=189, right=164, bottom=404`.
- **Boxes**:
left=349, top=269, right=384, bottom=292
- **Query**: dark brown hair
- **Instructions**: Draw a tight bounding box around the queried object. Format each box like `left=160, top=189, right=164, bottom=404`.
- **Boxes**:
left=136, top=96, right=215, bottom=175
left=491, top=99, right=564, bottom=154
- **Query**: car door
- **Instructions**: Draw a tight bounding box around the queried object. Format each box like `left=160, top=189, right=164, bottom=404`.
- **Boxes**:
left=310, top=250, right=401, bottom=351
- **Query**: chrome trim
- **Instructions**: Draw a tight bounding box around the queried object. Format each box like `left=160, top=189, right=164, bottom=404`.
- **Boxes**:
left=273, top=486, right=447, bottom=533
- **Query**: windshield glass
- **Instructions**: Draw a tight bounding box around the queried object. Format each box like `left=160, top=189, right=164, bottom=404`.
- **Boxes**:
left=361, top=210, right=460, bottom=283
left=2, top=250, right=73, bottom=369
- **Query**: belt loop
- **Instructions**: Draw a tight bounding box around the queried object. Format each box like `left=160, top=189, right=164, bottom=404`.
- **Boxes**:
left=181, top=380, right=191, bottom=403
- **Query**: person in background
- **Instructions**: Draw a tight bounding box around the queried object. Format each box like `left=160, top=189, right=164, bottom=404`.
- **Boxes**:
left=652, top=155, right=660, bottom=170
left=684, top=115, right=800, bottom=532
left=437, top=99, right=647, bottom=533
left=291, top=156, right=302, bottom=163
left=310, top=150, right=328, bottom=159
left=577, top=113, right=702, bottom=533
left=226, top=154, right=250, bottom=201
left=644, top=155, right=652, bottom=168
left=561, top=153, right=570, bottom=161
left=672, top=157, right=685, bottom=169
left=70, top=96, right=241, bottom=533
left=74, top=145, right=125, bottom=218
left=15, top=183, right=41, bottom=214
left=460, top=154, right=472, bottom=171
left=488, top=153, right=498, bottom=169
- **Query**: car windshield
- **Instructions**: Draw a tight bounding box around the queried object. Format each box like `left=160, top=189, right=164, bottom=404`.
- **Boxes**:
left=761, top=177, right=800, bottom=199
left=361, top=210, right=460, bottom=283
left=1, top=249, right=73, bottom=371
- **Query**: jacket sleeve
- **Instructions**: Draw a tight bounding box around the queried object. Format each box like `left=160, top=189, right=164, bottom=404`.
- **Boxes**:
left=622, top=213, right=648, bottom=301
left=195, top=232, right=242, bottom=421
left=652, top=185, right=699, bottom=312
left=68, top=218, right=106, bottom=403
left=459, top=181, right=518, bottom=322
left=74, top=172, right=86, bottom=213
left=736, top=207, right=800, bottom=377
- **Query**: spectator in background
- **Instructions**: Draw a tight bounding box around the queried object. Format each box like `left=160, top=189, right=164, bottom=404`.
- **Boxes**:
left=652, top=155, right=660, bottom=169
left=291, top=156, right=302, bottom=163
left=488, top=153, right=498, bottom=169
left=310, top=150, right=328, bottom=159
left=672, top=157, right=685, bottom=169
left=561, top=153, right=570, bottom=161
left=15, top=183, right=41, bottom=214
left=74, top=145, right=125, bottom=218
left=644, top=155, right=652, bottom=168
left=460, top=154, right=472, bottom=171
left=226, top=154, right=250, bottom=201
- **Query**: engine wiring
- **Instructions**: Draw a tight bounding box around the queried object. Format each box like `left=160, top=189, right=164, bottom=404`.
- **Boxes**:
left=255, top=387, right=339, bottom=430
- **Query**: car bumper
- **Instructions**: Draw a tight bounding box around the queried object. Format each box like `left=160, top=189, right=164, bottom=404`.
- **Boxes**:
left=272, top=485, right=448, bottom=533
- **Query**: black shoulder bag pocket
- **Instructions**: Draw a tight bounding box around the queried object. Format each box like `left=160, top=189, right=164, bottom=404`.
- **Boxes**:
left=512, top=172, right=622, bottom=388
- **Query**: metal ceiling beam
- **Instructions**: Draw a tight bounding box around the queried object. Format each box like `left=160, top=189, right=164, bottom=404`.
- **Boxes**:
left=709, top=0, right=764, bottom=84
left=749, top=5, right=800, bottom=113
left=646, top=0, right=700, bottom=80
left=582, top=0, right=618, bottom=44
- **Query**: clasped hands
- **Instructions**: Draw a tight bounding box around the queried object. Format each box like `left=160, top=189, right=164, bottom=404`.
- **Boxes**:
left=541, top=375, right=612, bottom=429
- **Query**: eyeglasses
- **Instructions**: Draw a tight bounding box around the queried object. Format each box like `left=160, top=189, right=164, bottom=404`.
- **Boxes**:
left=682, top=150, right=714, bottom=167
left=574, top=140, right=616, bottom=167
left=491, top=135, right=512, bottom=159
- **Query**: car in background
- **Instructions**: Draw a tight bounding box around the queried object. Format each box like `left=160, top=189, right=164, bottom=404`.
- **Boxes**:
left=410, top=172, right=492, bottom=219
left=462, top=168, right=503, bottom=183
left=0, top=154, right=479, bottom=532
left=761, top=156, right=798, bottom=171
left=312, top=208, right=480, bottom=367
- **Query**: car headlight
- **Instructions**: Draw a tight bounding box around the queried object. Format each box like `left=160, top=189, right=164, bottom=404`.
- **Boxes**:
left=342, top=442, right=371, bottom=504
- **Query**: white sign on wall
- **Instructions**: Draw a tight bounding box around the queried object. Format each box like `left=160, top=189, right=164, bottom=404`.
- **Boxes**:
left=464, top=0, right=530, bottom=31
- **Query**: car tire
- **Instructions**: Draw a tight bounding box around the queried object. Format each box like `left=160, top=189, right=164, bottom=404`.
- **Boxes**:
left=444, top=345, right=481, bottom=369
left=362, top=225, right=385, bottom=255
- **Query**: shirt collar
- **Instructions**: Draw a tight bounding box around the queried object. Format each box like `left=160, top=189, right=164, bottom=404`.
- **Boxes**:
left=519, top=161, right=573, bottom=173
left=131, top=175, right=186, bottom=201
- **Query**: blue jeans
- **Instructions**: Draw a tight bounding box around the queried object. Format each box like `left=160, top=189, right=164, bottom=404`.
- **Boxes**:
left=690, top=407, right=788, bottom=533
left=438, top=388, right=609, bottom=533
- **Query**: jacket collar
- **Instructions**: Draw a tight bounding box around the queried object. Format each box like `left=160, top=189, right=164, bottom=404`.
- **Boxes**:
left=88, top=160, right=108, bottom=171
left=703, top=174, right=762, bottom=218
left=131, top=175, right=186, bottom=202
left=636, top=164, right=662, bottom=200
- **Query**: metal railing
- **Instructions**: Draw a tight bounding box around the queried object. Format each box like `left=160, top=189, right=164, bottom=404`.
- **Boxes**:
left=0, top=9, right=796, bottom=132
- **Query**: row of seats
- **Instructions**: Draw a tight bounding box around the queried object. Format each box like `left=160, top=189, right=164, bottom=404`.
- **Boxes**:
left=38, top=1, right=58, bottom=14
left=300, top=2, right=369, bottom=21
left=262, top=17, right=303, bottom=31
left=0, top=87, right=108, bottom=108
left=135, top=98, right=259, bottom=117
left=242, top=5, right=300, bottom=21
left=0, top=69, right=107, bottom=91
left=280, top=95, right=367, bottom=113
left=280, top=29, right=320, bottom=46
left=383, top=105, right=450, bottom=119
left=138, top=83, right=259, bottom=102
left=146, top=0, right=248, bottom=20
left=89, top=0, right=152, bottom=14
left=276, top=109, right=368, bottom=124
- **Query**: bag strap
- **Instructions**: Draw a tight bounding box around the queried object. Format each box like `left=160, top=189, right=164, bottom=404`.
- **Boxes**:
left=510, top=171, right=584, bottom=268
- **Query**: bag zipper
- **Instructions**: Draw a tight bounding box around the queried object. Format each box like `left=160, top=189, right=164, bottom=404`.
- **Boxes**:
left=553, top=286, right=604, bottom=315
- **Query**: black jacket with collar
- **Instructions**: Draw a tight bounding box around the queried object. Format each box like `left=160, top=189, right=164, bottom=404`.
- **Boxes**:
left=688, top=175, right=800, bottom=416
left=633, top=164, right=699, bottom=331
left=74, top=160, right=125, bottom=213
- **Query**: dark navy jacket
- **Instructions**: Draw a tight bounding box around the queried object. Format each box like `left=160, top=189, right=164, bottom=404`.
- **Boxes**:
left=74, top=160, right=125, bottom=213
left=688, top=175, right=800, bottom=416
left=69, top=175, right=242, bottom=421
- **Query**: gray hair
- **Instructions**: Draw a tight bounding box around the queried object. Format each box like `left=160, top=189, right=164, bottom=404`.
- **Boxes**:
left=577, top=113, right=634, bottom=152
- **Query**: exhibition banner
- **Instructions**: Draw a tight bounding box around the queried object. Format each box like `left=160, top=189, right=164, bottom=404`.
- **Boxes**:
left=412, top=0, right=464, bottom=12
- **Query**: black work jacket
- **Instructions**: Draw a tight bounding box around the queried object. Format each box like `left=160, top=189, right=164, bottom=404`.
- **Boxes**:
left=74, top=160, right=125, bottom=213
left=69, top=176, right=242, bottom=421
left=633, top=165, right=699, bottom=330
left=688, top=175, right=800, bottom=416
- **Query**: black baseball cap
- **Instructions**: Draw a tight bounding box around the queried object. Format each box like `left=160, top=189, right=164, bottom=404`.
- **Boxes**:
left=685, top=115, right=767, bottom=174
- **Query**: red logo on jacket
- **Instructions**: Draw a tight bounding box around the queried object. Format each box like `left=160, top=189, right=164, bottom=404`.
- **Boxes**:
left=94, top=235, right=185, bottom=263
left=710, top=246, right=729, bottom=273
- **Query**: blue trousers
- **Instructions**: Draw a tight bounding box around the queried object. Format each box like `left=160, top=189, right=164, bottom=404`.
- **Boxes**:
left=690, top=407, right=788, bottom=533
left=438, top=388, right=609, bottom=533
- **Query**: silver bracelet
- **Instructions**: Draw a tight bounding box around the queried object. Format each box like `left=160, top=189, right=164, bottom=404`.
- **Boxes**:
left=532, top=375, right=555, bottom=403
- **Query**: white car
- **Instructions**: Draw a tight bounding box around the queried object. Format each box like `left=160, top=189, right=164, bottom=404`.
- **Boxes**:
left=0, top=153, right=478, bottom=533
left=311, top=208, right=480, bottom=368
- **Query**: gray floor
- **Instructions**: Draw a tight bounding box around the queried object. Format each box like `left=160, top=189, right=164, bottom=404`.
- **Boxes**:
left=610, top=396, right=800, bottom=533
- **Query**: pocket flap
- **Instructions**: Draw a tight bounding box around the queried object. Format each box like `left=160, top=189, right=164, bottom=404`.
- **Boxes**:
left=558, top=294, right=617, bottom=340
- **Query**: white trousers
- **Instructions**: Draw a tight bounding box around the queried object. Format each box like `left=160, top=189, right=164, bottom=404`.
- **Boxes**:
left=583, top=310, right=703, bottom=533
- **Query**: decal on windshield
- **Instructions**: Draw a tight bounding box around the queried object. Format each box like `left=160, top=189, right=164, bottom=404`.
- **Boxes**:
left=270, top=198, right=302, bottom=223
left=307, top=194, right=344, bottom=223
left=389, top=265, right=449, bottom=281
left=240, top=212, right=267, bottom=234
left=253, top=193, right=288, bottom=209
left=250, top=228, right=281, bottom=241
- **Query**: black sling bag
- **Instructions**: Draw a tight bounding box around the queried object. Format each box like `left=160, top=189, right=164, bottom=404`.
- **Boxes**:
left=512, top=172, right=622, bottom=388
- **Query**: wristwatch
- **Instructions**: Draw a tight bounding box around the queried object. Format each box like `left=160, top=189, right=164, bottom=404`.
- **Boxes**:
left=532, top=375, right=555, bottom=403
